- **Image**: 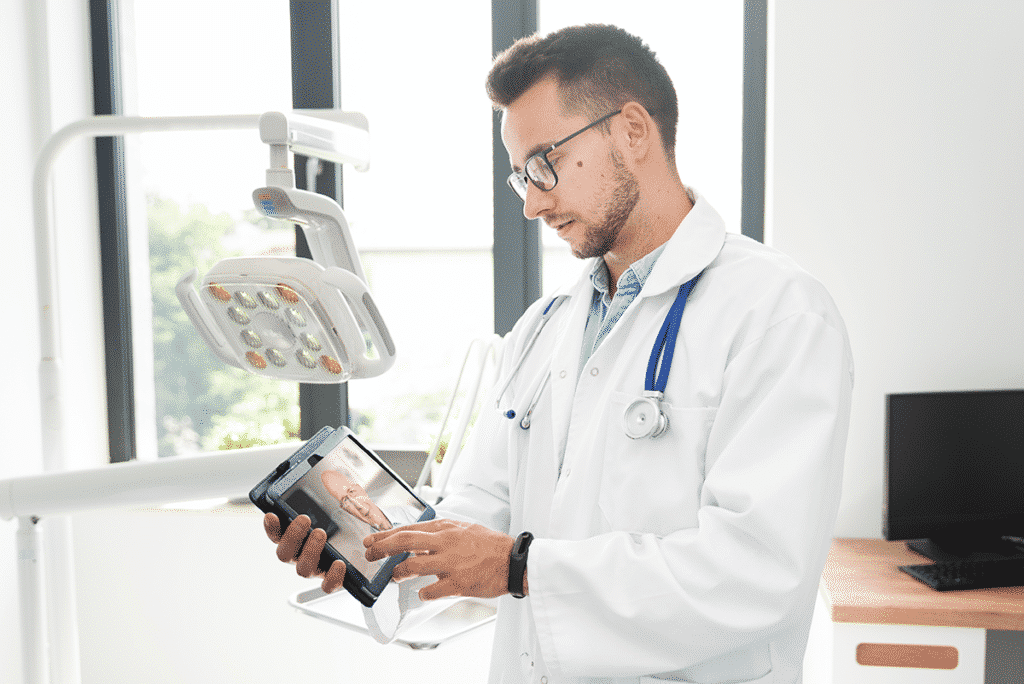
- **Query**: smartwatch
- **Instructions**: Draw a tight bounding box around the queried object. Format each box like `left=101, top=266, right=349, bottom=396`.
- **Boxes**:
left=508, top=531, right=533, bottom=599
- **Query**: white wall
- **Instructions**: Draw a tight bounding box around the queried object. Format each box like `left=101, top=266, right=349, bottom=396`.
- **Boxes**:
left=1, top=1, right=36, bottom=675
left=769, top=0, right=1024, bottom=538
left=69, top=506, right=493, bottom=684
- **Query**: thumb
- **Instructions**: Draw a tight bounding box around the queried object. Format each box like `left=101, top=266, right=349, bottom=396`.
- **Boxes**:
left=264, top=513, right=282, bottom=543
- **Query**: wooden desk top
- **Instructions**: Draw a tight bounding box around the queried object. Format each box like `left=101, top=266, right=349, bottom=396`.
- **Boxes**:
left=821, top=538, right=1024, bottom=630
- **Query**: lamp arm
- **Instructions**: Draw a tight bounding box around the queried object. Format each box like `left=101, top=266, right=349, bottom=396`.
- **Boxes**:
left=256, top=110, right=372, bottom=276
left=32, top=111, right=369, bottom=468
left=0, top=443, right=296, bottom=520
left=32, top=114, right=263, bottom=473
left=252, top=186, right=367, bottom=279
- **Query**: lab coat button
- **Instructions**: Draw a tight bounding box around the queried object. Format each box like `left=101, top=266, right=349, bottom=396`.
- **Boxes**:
left=559, top=370, right=567, bottom=378
left=590, top=367, right=599, bottom=376
left=541, top=678, right=548, bottom=684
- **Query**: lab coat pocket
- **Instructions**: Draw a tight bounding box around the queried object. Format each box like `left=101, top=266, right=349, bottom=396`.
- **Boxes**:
left=599, top=393, right=716, bottom=535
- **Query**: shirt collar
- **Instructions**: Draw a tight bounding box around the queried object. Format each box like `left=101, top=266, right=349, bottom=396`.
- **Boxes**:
left=551, top=187, right=727, bottom=300
left=587, top=243, right=667, bottom=303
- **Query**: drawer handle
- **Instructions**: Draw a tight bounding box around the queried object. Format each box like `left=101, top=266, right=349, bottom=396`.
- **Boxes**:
left=856, top=643, right=958, bottom=669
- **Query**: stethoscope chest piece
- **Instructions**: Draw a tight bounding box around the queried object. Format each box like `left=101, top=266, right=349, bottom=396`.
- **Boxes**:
left=622, top=390, right=669, bottom=440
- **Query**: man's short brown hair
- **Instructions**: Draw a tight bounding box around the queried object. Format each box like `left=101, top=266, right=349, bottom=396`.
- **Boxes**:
left=487, top=24, right=679, bottom=161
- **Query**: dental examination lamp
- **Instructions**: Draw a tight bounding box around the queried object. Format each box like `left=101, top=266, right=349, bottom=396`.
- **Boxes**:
left=176, top=110, right=396, bottom=382
left=10, top=108, right=391, bottom=684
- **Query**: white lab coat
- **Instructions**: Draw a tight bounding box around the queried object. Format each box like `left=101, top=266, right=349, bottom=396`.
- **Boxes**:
left=374, top=194, right=853, bottom=684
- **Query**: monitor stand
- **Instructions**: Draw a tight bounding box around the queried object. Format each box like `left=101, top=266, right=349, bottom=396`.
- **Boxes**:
left=907, top=536, right=1024, bottom=563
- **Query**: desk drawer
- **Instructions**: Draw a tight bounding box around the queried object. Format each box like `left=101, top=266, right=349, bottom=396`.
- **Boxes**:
left=831, top=622, right=985, bottom=684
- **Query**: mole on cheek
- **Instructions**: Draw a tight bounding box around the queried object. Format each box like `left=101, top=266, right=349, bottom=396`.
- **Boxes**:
left=577, top=161, right=583, bottom=167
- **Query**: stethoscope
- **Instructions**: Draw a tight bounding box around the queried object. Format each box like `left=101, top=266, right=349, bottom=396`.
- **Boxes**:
left=496, top=272, right=702, bottom=439
left=494, top=295, right=569, bottom=430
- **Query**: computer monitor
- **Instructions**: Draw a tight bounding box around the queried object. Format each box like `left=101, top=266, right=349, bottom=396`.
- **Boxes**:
left=884, top=389, right=1024, bottom=562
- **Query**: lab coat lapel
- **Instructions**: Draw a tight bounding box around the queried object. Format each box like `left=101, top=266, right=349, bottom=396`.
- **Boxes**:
left=545, top=269, right=595, bottom=474
left=642, top=194, right=727, bottom=299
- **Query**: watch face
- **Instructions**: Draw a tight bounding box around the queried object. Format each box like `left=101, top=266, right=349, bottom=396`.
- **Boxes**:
left=513, top=531, right=533, bottom=555
left=508, top=532, right=532, bottom=599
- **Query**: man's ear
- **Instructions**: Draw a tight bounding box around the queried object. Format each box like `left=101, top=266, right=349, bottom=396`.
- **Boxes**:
left=618, top=101, right=655, bottom=162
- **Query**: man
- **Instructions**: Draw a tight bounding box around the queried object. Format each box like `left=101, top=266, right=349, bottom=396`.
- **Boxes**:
left=321, top=469, right=393, bottom=532
left=266, top=24, right=853, bottom=683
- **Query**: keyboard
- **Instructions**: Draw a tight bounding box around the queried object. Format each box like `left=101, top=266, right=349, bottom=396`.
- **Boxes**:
left=899, top=557, right=1024, bottom=591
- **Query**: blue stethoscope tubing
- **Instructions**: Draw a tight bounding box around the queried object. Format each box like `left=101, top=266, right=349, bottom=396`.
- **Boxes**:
left=622, top=272, right=702, bottom=439
left=497, top=272, right=702, bottom=438
left=646, top=274, right=701, bottom=394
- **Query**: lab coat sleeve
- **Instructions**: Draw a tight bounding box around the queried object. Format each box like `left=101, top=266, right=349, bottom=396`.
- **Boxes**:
left=529, top=311, right=853, bottom=678
left=362, top=408, right=514, bottom=645
left=362, top=341, right=521, bottom=645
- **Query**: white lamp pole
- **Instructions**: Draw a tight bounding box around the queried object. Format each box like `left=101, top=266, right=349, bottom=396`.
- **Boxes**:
left=22, top=111, right=369, bottom=684
left=29, top=114, right=261, bottom=684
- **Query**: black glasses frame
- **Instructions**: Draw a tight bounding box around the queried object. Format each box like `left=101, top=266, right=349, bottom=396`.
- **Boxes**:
left=507, top=110, right=622, bottom=200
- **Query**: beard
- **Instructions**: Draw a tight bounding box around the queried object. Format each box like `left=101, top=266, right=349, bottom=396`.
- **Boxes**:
left=569, top=151, right=640, bottom=260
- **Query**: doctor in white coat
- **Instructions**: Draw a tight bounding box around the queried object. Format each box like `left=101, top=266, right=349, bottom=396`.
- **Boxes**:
left=266, top=24, right=853, bottom=684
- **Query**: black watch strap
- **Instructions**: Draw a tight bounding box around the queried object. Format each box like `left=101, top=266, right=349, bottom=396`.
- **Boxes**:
left=508, top=531, right=534, bottom=599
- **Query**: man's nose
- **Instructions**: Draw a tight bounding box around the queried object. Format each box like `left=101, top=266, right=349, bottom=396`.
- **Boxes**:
left=522, top=181, right=555, bottom=221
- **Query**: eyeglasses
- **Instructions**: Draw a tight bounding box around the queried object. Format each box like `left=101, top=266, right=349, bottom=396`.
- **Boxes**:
left=507, top=110, right=622, bottom=201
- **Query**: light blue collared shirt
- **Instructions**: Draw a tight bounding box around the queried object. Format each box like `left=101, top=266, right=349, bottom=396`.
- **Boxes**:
left=578, top=244, right=667, bottom=378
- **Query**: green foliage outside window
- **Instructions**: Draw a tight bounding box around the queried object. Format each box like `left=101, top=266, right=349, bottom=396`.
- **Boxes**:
left=148, top=196, right=298, bottom=456
left=146, top=195, right=468, bottom=458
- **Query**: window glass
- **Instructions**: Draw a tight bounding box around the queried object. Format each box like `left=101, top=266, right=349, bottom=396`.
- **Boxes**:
left=123, top=0, right=297, bottom=457
left=538, top=2, right=744, bottom=292
left=337, top=1, right=494, bottom=449
left=120, top=1, right=739, bottom=459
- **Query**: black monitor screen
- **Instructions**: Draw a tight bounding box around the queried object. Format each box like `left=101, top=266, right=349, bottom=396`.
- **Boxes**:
left=885, top=389, right=1024, bottom=545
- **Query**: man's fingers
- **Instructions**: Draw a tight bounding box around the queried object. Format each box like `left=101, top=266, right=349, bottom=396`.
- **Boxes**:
left=364, top=518, right=478, bottom=563
left=390, top=553, right=438, bottom=582
left=364, top=529, right=448, bottom=561
left=296, top=527, right=327, bottom=578
left=322, top=560, right=347, bottom=594
left=364, top=518, right=463, bottom=546
left=264, top=513, right=282, bottom=543
left=418, top=576, right=459, bottom=601
left=276, top=515, right=312, bottom=563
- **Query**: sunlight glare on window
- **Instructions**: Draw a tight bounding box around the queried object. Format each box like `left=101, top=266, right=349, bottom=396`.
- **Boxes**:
left=124, top=0, right=297, bottom=457
left=538, top=2, right=744, bottom=290
left=336, top=1, right=494, bottom=449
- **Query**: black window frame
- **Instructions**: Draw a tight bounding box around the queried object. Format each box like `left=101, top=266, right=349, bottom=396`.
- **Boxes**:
left=92, top=0, right=767, bottom=461
left=90, top=0, right=134, bottom=463
left=289, top=2, right=349, bottom=440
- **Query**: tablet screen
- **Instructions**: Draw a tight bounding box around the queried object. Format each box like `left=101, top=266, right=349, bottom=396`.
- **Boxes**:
left=280, top=435, right=427, bottom=581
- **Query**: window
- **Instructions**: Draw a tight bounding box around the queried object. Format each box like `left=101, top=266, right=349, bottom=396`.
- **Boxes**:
left=538, top=2, right=746, bottom=291
left=119, top=0, right=299, bottom=458
left=336, top=1, right=494, bottom=447
left=111, top=0, right=496, bottom=458
left=98, top=0, right=762, bottom=461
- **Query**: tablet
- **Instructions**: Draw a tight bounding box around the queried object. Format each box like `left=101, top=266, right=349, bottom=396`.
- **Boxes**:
left=250, top=426, right=435, bottom=606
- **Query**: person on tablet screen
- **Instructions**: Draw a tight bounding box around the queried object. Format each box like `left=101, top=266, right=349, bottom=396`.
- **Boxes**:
left=321, top=470, right=392, bottom=532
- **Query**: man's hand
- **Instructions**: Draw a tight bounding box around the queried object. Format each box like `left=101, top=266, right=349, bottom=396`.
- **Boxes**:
left=363, top=519, right=517, bottom=601
left=264, top=513, right=347, bottom=594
